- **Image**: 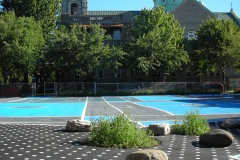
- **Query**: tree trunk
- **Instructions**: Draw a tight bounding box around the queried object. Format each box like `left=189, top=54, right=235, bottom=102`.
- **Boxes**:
left=24, top=72, right=29, bottom=83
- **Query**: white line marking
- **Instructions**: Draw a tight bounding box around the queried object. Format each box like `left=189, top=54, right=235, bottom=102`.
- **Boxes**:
left=81, top=97, right=88, bottom=120
left=102, top=96, right=145, bottom=128
left=9, top=98, right=28, bottom=102
left=125, top=105, right=133, bottom=108
left=119, top=97, right=174, bottom=115
left=102, top=97, right=123, bottom=114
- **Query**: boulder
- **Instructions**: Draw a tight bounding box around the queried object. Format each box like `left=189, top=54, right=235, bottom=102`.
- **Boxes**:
left=66, top=119, right=91, bottom=132
left=200, top=129, right=233, bottom=147
left=125, top=149, right=168, bottom=160
left=221, top=119, right=240, bottom=128
left=148, top=124, right=171, bottom=136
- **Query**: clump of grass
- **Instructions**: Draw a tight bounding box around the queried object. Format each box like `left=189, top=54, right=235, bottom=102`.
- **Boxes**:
left=171, top=108, right=209, bottom=135
left=86, top=112, right=158, bottom=148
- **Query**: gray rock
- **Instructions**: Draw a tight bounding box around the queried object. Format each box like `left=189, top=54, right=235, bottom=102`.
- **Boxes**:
left=66, top=119, right=91, bottom=132
left=200, top=129, right=233, bottom=147
left=148, top=124, right=171, bottom=136
left=221, top=119, right=240, bottom=128
left=125, top=149, right=168, bottom=160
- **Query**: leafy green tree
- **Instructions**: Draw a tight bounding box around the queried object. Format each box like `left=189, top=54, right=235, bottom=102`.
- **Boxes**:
left=0, top=11, right=45, bottom=83
left=46, top=24, right=125, bottom=81
left=1, top=0, right=61, bottom=83
left=125, top=7, right=188, bottom=81
left=193, top=18, right=240, bottom=83
left=0, top=0, right=61, bottom=37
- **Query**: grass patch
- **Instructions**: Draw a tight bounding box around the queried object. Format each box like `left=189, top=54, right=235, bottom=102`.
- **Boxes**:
left=86, top=112, right=158, bottom=148
left=171, top=108, right=209, bottom=135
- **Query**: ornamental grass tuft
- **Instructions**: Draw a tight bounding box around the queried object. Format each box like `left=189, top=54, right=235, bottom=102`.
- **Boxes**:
left=171, top=108, right=209, bottom=135
left=86, top=112, right=158, bottom=148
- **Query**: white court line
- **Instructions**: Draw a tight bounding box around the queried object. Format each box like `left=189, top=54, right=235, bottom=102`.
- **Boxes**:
left=9, top=98, right=28, bottom=102
left=102, top=96, right=145, bottom=128
left=120, top=97, right=174, bottom=115
left=81, top=97, right=88, bottom=120
left=125, top=105, right=133, bottom=108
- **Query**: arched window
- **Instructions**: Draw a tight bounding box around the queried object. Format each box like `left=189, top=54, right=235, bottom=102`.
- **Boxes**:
left=71, top=3, right=78, bottom=15
left=186, top=30, right=197, bottom=40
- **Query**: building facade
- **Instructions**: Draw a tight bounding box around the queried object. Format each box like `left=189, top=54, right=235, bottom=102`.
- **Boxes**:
left=60, top=0, right=240, bottom=84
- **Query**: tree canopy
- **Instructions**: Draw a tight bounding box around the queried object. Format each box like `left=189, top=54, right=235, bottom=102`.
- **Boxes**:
left=46, top=24, right=125, bottom=81
left=0, top=0, right=61, bottom=37
left=0, top=11, right=45, bottom=83
left=124, top=6, right=189, bottom=80
left=193, top=18, right=240, bottom=77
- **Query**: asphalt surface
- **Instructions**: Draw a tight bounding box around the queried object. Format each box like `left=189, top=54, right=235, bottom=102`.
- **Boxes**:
left=1, top=95, right=240, bottom=160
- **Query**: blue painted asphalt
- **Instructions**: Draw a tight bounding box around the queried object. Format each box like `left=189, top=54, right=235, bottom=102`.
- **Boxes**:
left=1, top=95, right=239, bottom=120
left=0, top=101, right=85, bottom=117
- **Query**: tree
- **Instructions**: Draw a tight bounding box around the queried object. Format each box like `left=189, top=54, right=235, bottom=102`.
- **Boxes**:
left=193, top=18, right=240, bottom=87
left=46, top=24, right=125, bottom=81
left=0, top=11, right=45, bottom=83
left=124, top=7, right=188, bottom=81
left=0, top=0, right=61, bottom=37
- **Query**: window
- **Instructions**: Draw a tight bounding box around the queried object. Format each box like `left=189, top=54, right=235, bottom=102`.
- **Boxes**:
left=216, top=70, right=220, bottom=76
left=97, top=17, right=103, bottom=20
left=113, top=30, right=121, bottom=40
left=185, top=30, right=197, bottom=40
left=115, top=69, right=121, bottom=78
left=90, top=17, right=96, bottom=20
left=170, top=71, right=176, bottom=77
left=75, top=72, right=80, bottom=79
left=71, top=3, right=78, bottom=15
left=210, top=72, right=214, bottom=76
left=98, top=70, right=104, bottom=79
left=155, top=71, right=161, bottom=78
left=113, top=16, right=119, bottom=21
left=186, top=68, right=192, bottom=77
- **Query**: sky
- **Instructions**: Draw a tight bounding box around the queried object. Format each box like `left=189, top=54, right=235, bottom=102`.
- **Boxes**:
left=88, top=0, right=240, bottom=18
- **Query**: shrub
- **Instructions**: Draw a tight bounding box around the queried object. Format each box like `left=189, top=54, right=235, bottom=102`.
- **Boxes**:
left=171, top=108, right=209, bottom=135
left=86, top=112, right=158, bottom=148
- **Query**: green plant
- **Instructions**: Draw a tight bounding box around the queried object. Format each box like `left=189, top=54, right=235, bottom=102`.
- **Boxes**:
left=171, top=108, right=209, bottom=135
left=86, top=112, right=158, bottom=148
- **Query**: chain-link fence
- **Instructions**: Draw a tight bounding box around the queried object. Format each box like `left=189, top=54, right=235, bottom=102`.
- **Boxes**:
left=1, top=82, right=239, bottom=97
left=53, top=82, right=231, bottom=96
left=0, top=83, right=36, bottom=97
left=228, top=79, right=240, bottom=93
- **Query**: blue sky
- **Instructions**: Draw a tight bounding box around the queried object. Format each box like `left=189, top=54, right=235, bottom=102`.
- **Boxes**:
left=88, top=0, right=240, bottom=18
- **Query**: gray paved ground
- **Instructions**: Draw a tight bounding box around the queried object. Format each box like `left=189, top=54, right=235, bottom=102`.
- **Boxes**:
left=1, top=122, right=240, bottom=160
left=1, top=95, right=240, bottom=159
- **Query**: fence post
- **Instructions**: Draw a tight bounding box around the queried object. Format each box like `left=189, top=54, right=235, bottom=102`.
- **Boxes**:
left=234, top=78, right=236, bottom=93
left=94, top=82, right=96, bottom=96
left=165, top=82, right=167, bottom=95
left=55, top=82, right=57, bottom=96
left=185, top=82, right=186, bottom=95
left=117, top=83, right=119, bottom=95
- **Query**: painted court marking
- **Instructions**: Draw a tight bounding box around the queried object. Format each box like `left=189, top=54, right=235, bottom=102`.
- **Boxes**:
left=1, top=95, right=240, bottom=126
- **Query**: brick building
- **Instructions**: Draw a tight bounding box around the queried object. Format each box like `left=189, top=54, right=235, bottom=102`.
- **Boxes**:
left=60, top=0, right=240, bottom=83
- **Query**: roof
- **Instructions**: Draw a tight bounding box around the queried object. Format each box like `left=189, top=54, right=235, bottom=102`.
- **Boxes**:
left=213, top=12, right=240, bottom=25
left=170, top=0, right=215, bottom=17
left=87, top=11, right=128, bottom=15
left=87, top=10, right=142, bottom=19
